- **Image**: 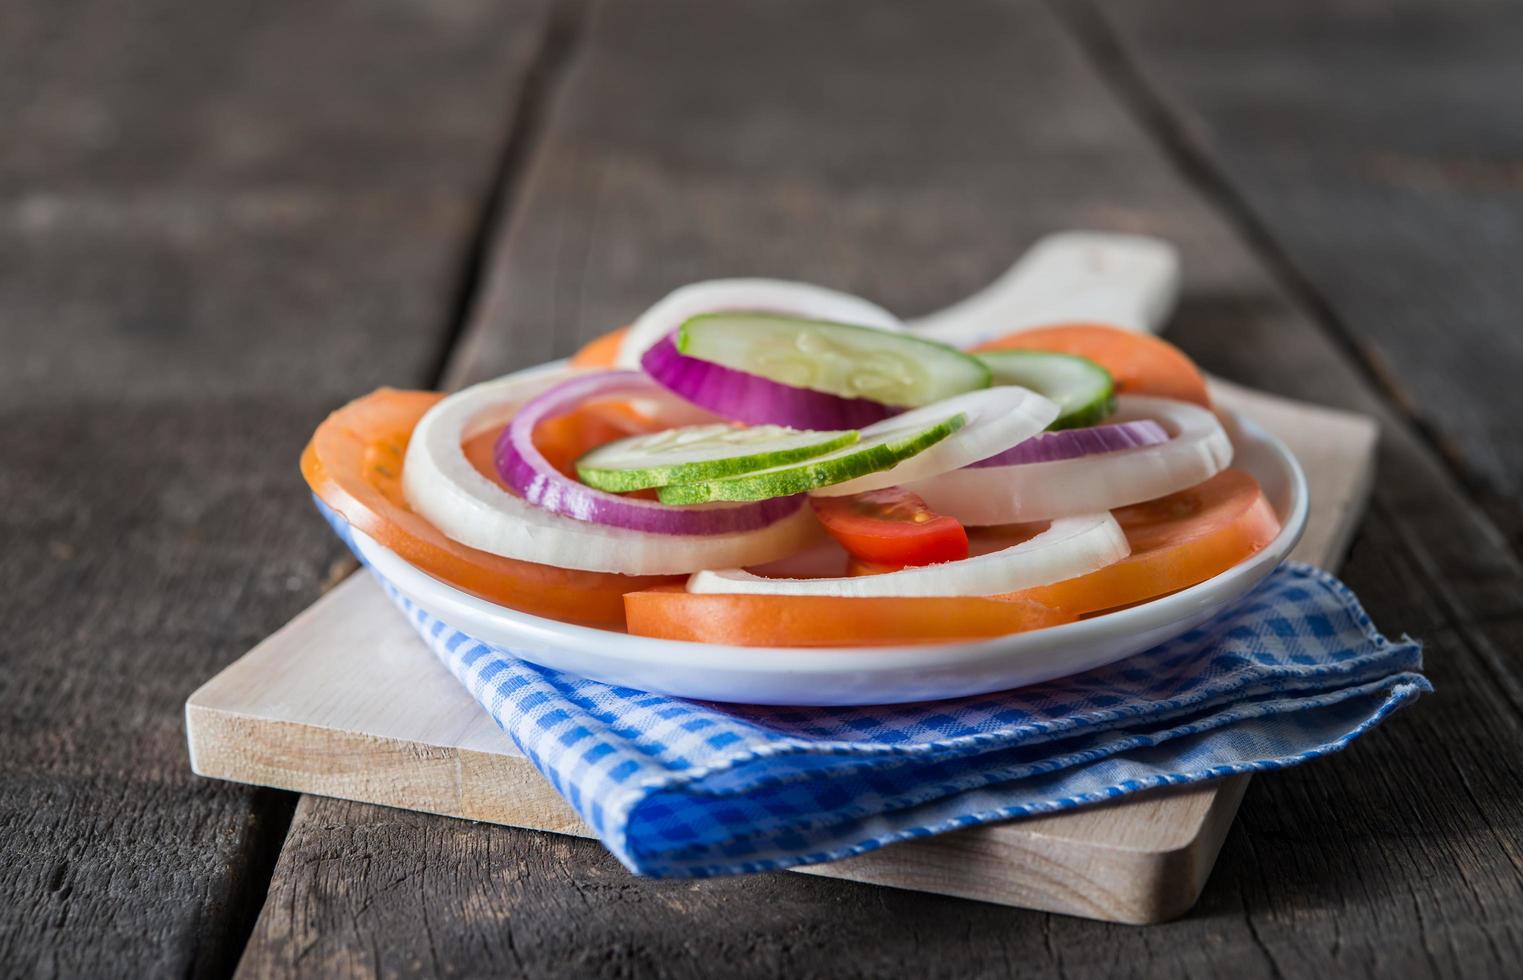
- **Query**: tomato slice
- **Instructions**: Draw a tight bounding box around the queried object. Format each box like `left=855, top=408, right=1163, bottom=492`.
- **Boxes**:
left=302, top=389, right=681, bottom=630
left=976, top=323, right=1211, bottom=407
left=810, top=489, right=969, bottom=567
left=570, top=326, right=630, bottom=369
left=846, top=521, right=1046, bottom=576
left=623, top=585, right=1074, bottom=647
left=1010, top=468, right=1280, bottom=616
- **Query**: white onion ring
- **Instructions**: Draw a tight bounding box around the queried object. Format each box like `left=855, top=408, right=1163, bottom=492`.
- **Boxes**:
left=402, top=366, right=821, bottom=574
left=807, top=386, right=1059, bottom=497
left=687, top=514, right=1129, bottom=597
left=616, top=278, right=902, bottom=369
left=905, top=396, right=1233, bottom=525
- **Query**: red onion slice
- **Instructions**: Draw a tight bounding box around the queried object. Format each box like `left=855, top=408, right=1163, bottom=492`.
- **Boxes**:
left=494, top=370, right=804, bottom=534
left=641, top=334, right=897, bottom=429
left=971, top=419, right=1170, bottom=468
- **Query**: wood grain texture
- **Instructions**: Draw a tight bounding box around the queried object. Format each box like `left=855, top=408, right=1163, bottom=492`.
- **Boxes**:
left=0, top=0, right=553, bottom=975
left=1084, top=0, right=1523, bottom=545
left=188, top=378, right=1371, bottom=924
left=236, top=0, right=1522, bottom=976
left=1058, top=1, right=1523, bottom=974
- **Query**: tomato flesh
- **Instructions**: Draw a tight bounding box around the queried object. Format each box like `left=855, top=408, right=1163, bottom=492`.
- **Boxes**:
left=624, top=585, right=1074, bottom=647
left=810, top=489, right=969, bottom=567
left=570, top=326, right=630, bottom=369
left=1011, top=468, right=1280, bottom=616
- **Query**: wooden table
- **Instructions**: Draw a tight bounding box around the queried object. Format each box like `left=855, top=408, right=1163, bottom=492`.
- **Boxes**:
left=5, top=1, right=1522, bottom=976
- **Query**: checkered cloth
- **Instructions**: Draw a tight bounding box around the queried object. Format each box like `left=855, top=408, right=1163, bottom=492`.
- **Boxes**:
left=318, top=500, right=1429, bottom=878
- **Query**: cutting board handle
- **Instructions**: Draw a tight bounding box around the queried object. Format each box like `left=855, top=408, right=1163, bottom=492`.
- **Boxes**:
left=908, top=231, right=1180, bottom=346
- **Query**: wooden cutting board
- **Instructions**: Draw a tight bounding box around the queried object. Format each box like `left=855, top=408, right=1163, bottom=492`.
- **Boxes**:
left=186, top=379, right=1376, bottom=924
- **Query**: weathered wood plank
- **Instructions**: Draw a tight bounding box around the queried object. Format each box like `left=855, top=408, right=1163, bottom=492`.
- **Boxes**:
left=240, top=0, right=1523, bottom=976
left=0, top=0, right=553, bottom=975
left=1083, top=0, right=1523, bottom=547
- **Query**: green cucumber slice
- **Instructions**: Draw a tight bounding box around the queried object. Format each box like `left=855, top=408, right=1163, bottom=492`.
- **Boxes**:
left=975, top=350, right=1115, bottom=430
left=677, top=313, right=991, bottom=407
left=576, top=424, right=858, bottom=492
left=657, top=412, right=966, bottom=504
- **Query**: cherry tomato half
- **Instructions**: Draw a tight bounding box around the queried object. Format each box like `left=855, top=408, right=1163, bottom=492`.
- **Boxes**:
left=809, top=488, right=969, bottom=567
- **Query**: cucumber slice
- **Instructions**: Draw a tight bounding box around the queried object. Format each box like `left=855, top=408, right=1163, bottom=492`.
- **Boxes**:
left=657, top=413, right=966, bottom=504
left=576, top=424, right=858, bottom=492
left=677, top=313, right=991, bottom=407
left=975, top=349, right=1115, bottom=429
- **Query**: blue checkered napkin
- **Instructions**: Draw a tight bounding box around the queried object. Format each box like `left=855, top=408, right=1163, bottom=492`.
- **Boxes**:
left=317, top=501, right=1429, bottom=878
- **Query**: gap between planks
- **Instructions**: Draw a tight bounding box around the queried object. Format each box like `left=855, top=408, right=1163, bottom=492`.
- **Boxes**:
left=1054, top=0, right=1520, bottom=569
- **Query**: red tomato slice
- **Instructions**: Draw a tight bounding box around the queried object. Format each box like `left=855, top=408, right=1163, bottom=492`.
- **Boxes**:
left=976, top=322, right=1211, bottom=407
left=570, top=326, right=630, bottom=369
left=302, top=389, right=681, bottom=631
left=1011, top=468, right=1280, bottom=616
left=846, top=521, right=1046, bottom=576
left=810, top=489, right=970, bottom=567
left=624, top=586, right=1074, bottom=647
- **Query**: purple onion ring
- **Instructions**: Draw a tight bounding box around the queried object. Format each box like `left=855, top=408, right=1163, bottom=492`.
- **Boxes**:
left=971, top=419, right=1171, bottom=468
left=494, top=370, right=804, bottom=534
left=641, top=334, right=898, bottom=429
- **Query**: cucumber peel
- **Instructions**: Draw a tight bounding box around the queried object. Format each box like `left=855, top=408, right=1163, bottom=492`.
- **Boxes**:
left=678, top=313, right=990, bottom=407
left=576, top=424, right=858, bottom=492
left=657, top=413, right=966, bottom=504
left=975, top=349, right=1115, bottom=429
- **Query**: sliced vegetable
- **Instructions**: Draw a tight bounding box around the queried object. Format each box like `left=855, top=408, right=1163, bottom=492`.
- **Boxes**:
left=844, top=521, right=1048, bottom=575
left=1014, top=469, right=1281, bottom=616
left=975, top=323, right=1211, bottom=408
left=402, top=367, right=820, bottom=574
left=976, top=349, right=1115, bottom=429
left=907, top=395, right=1232, bottom=525
left=687, top=514, right=1128, bottom=598
left=641, top=334, right=895, bottom=429
left=809, top=386, right=1059, bottom=497
left=810, top=489, right=969, bottom=567
left=570, top=327, right=629, bottom=369
left=623, top=586, right=1076, bottom=647
left=679, top=313, right=991, bottom=407
left=301, top=388, right=682, bottom=630
left=656, top=412, right=966, bottom=505
left=972, top=418, right=1169, bottom=468
left=616, top=278, right=901, bottom=370
left=495, top=371, right=802, bottom=533
left=577, top=423, right=858, bottom=492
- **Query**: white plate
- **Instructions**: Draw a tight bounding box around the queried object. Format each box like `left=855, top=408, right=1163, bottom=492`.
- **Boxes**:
left=352, top=406, right=1307, bottom=706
